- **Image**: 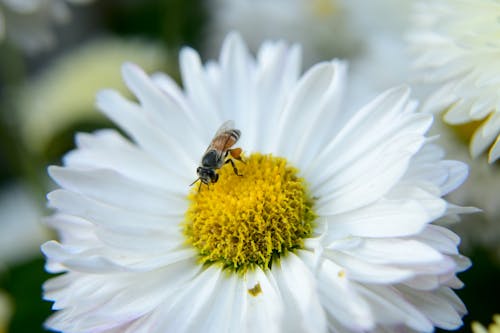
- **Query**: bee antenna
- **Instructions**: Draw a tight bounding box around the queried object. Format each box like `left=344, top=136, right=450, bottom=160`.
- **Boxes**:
left=190, top=178, right=200, bottom=187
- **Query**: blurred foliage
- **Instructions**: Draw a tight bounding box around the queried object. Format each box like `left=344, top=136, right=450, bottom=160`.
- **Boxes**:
left=0, top=258, right=52, bottom=333
left=42, top=120, right=113, bottom=166
left=0, top=44, right=27, bottom=186
left=0, top=122, right=18, bottom=185
left=99, top=0, right=207, bottom=49
left=0, top=45, right=26, bottom=88
left=451, top=247, right=500, bottom=333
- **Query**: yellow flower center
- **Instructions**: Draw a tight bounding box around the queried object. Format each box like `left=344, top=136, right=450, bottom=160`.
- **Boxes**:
left=311, top=0, right=339, bottom=18
left=183, top=153, right=316, bottom=273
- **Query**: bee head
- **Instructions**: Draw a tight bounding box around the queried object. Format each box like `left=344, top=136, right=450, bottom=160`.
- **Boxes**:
left=196, top=167, right=219, bottom=185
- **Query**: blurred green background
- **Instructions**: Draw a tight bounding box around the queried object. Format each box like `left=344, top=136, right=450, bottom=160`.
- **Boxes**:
left=0, top=0, right=498, bottom=332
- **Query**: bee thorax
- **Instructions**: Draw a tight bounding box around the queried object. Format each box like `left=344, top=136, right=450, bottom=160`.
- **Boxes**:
left=201, top=150, right=221, bottom=168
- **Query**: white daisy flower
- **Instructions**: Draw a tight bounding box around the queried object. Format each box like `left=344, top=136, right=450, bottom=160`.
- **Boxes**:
left=409, top=0, right=500, bottom=163
left=0, top=0, right=93, bottom=53
left=43, top=33, right=472, bottom=332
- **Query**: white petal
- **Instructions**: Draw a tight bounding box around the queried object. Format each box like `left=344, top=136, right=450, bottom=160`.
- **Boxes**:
left=421, top=83, right=459, bottom=114
left=96, top=89, right=197, bottom=178
left=384, top=185, right=446, bottom=221
left=94, top=226, right=184, bottom=254
left=273, top=61, right=347, bottom=170
left=121, top=63, right=205, bottom=156
left=43, top=273, right=78, bottom=307
left=412, top=225, right=460, bottom=255
left=146, top=266, right=230, bottom=333
left=443, top=99, right=474, bottom=124
left=470, top=112, right=500, bottom=158
left=44, top=214, right=96, bottom=246
left=252, top=42, right=301, bottom=152
left=271, top=253, right=327, bottom=333
left=404, top=159, right=468, bottom=196
left=342, top=238, right=443, bottom=265
left=355, top=284, right=433, bottom=332
left=46, top=260, right=201, bottom=332
left=218, top=32, right=254, bottom=126
left=489, top=133, right=500, bottom=162
left=314, top=131, right=427, bottom=215
left=441, top=203, right=481, bottom=224
left=301, top=251, right=374, bottom=331
left=397, top=285, right=465, bottom=330
left=242, top=268, right=284, bottom=333
left=48, top=167, right=187, bottom=213
left=65, top=130, right=176, bottom=190
left=322, top=250, right=414, bottom=284
left=306, top=87, right=432, bottom=214
left=150, top=72, right=188, bottom=110
left=42, top=240, right=194, bottom=273
left=403, top=275, right=442, bottom=291
left=410, top=143, right=445, bottom=164
left=469, top=95, right=496, bottom=120
left=42, top=240, right=131, bottom=274
left=188, top=272, right=246, bottom=333
left=179, top=47, right=222, bottom=132
left=294, top=61, right=346, bottom=166
left=306, top=86, right=413, bottom=177
left=320, top=198, right=433, bottom=241
left=47, top=190, right=182, bottom=234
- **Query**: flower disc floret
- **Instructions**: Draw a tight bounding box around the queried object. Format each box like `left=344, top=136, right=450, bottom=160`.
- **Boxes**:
left=184, top=153, right=316, bottom=273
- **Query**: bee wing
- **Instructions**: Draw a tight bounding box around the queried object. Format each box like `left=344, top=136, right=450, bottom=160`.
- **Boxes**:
left=209, top=120, right=241, bottom=151
left=214, top=120, right=235, bottom=137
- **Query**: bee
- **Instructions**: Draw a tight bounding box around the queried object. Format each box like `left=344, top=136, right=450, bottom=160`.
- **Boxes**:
left=191, top=120, right=244, bottom=189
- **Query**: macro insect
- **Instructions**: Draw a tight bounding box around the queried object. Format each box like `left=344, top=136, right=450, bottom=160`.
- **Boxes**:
left=191, top=120, right=244, bottom=189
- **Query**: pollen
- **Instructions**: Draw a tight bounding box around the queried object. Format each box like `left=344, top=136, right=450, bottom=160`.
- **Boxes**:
left=183, top=153, right=316, bottom=273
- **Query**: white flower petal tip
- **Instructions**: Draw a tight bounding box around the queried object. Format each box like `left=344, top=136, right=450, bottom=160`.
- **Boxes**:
left=95, top=88, right=120, bottom=110
left=461, top=206, right=482, bottom=214
left=121, top=61, right=144, bottom=79
left=489, top=136, right=500, bottom=163
left=222, top=30, right=246, bottom=49
left=43, top=33, right=471, bottom=333
left=438, top=160, right=469, bottom=196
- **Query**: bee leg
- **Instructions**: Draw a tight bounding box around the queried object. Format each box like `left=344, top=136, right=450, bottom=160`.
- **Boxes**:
left=225, top=158, right=243, bottom=176
left=229, top=148, right=245, bottom=164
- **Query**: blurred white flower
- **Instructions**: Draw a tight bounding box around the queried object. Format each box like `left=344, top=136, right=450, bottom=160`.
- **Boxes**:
left=206, top=0, right=361, bottom=67
left=0, top=0, right=93, bottom=53
left=16, top=37, right=171, bottom=155
left=472, top=314, right=500, bottom=333
left=432, top=119, right=500, bottom=259
left=347, top=33, right=412, bottom=110
left=42, top=33, right=472, bottom=332
left=409, top=0, right=500, bottom=163
left=207, top=0, right=416, bottom=106
left=0, top=182, right=50, bottom=265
